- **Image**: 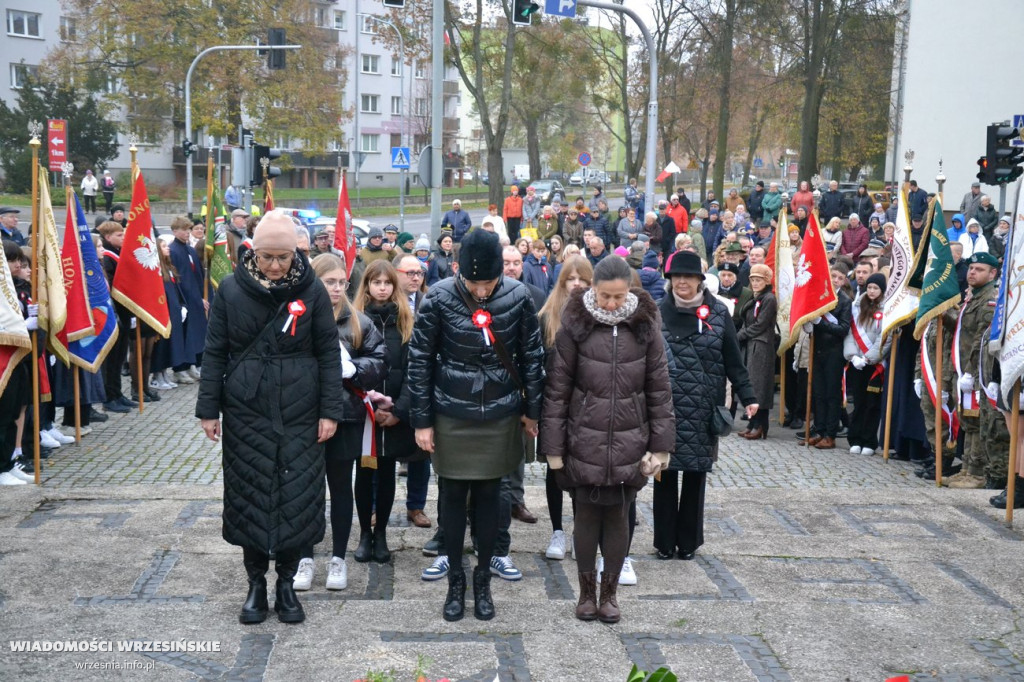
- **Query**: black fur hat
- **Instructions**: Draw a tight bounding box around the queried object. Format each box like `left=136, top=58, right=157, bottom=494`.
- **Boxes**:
left=458, top=228, right=502, bottom=281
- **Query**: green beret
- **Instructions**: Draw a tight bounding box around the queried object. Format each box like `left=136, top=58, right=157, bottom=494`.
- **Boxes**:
left=725, top=241, right=744, bottom=253
left=969, top=252, right=999, bottom=268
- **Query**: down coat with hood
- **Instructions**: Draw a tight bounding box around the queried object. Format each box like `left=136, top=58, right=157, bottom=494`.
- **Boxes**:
left=541, top=288, right=675, bottom=491
left=660, top=289, right=756, bottom=472
left=196, top=251, right=344, bottom=555
left=408, top=276, right=545, bottom=427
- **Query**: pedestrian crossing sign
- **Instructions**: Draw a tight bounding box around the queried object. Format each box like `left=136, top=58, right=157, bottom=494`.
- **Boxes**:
left=391, top=147, right=411, bottom=169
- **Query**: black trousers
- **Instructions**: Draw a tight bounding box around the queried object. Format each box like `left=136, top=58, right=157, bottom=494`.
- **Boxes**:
left=83, top=195, right=97, bottom=213
left=506, top=217, right=522, bottom=242
left=784, top=348, right=807, bottom=421
left=102, top=318, right=130, bottom=401
left=846, top=366, right=882, bottom=449
left=442, top=476, right=501, bottom=575
left=652, top=470, right=707, bottom=555
left=811, top=349, right=845, bottom=438
left=103, top=191, right=114, bottom=214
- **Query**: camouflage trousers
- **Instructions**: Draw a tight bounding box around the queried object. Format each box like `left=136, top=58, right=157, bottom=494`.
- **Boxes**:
left=981, top=401, right=1011, bottom=484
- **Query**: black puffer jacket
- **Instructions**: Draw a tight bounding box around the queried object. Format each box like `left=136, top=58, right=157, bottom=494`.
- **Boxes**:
left=660, top=290, right=756, bottom=473
left=336, top=307, right=386, bottom=423
left=408, top=276, right=545, bottom=426
left=196, top=251, right=344, bottom=554
left=541, top=289, right=675, bottom=491
left=364, top=301, right=426, bottom=461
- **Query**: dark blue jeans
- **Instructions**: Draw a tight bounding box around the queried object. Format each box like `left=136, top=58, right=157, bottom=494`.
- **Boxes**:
left=405, top=459, right=430, bottom=511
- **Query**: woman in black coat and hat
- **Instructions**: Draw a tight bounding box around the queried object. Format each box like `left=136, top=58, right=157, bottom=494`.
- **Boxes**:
left=656, top=250, right=758, bottom=561
left=408, top=228, right=545, bottom=622
left=196, top=211, right=344, bottom=625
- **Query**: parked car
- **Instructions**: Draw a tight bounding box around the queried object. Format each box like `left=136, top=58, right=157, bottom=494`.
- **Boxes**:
left=569, top=172, right=585, bottom=186
left=529, top=179, right=566, bottom=205
left=278, top=207, right=370, bottom=247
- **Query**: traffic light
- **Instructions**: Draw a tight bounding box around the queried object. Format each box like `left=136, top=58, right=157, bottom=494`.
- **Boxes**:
left=985, top=123, right=1024, bottom=185
left=976, top=156, right=990, bottom=184
left=268, top=28, right=286, bottom=70
left=182, top=139, right=194, bottom=159
left=251, top=144, right=282, bottom=186
left=512, top=0, right=540, bottom=26
left=382, top=0, right=405, bottom=6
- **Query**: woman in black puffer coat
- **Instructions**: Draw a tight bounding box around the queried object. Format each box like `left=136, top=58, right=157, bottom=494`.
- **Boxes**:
left=196, top=215, right=343, bottom=625
left=295, top=254, right=386, bottom=593
left=407, top=229, right=545, bottom=623
left=656, top=250, right=758, bottom=562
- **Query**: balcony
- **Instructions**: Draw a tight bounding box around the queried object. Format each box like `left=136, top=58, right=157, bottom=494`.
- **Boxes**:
left=443, top=117, right=460, bottom=134
left=443, top=80, right=460, bottom=96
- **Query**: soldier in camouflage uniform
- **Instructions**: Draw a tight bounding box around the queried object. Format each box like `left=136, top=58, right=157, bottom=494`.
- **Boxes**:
left=914, top=311, right=959, bottom=480
left=946, top=252, right=1000, bottom=489
left=979, top=340, right=1011, bottom=489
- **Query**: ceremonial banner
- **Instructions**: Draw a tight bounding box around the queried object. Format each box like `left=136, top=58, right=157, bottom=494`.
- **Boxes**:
left=0, top=244, right=30, bottom=394
left=881, top=189, right=919, bottom=338
left=264, top=178, right=275, bottom=213
left=111, top=172, right=171, bottom=338
left=67, top=193, right=119, bottom=371
left=655, top=161, right=681, bottom=183
left=998, top=179, right=1024, bottom=405
left=334, top=172, right=357, bottom=276
left=205, top=173, right=232, bottom=289
left=913, top=201, right=962, bottom=340
left=35, top=167, right=68, bottom=342
left=50, top=192, right=96, bottom=365
left=770, top=210, right=796, bottom=355
left=785, top=212, right=837, bottom=346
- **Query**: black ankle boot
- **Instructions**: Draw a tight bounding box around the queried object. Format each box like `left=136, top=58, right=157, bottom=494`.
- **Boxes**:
left=372, top=529, right=391, bottom=564
left=354, top=531, right=373, bottom=563
left=239, top=551, right=269, bottom=624
left=443, top=569, right=467, bottom=622
left=472, top=565, right=494, bottom=621
left=273, top=559, right=305, bottom=623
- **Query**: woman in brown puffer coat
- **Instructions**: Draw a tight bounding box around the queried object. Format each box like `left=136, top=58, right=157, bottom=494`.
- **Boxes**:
left=541, top=256, right=675, bottom=624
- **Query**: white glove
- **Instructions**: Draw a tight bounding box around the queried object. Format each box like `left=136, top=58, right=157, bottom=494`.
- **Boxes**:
left=941, top=391, right=950, bottom=404
left=958, top=373, right=974, bottom=392
left=812, top=316, right=822, bottom=325
left=851, top=356, right=867, bottom=370
left=342, top=359, right=356, bottom=379
left=25, top=316, right=39, bottom=331
left=913, top=378, right=923, bottom=398
left=985, top=382, right=999, bottom=402
left=802, top=322, right=814, bottom=333
left=27, top=303, right=38, bottom=317
left=824, top=313, right=838, bottom=324
left=792, top=359, right=799, bottom=372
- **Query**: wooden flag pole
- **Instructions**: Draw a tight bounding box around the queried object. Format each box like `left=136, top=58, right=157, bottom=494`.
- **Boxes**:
left=934, top=324, right=943, bottom=486
left=882, top=330, right=901, bottom=463
left=1007, top=380, right=1021, bottom=526
left=28, top=123, right=42, bottom=484
left=804, top=335, right=814, bottom=445
left=128, top=138, right=145, bottom=414
left=73, top=366, right=81, bottom=443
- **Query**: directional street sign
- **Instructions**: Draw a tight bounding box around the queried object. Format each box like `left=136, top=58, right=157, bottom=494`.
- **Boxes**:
left=578, top=151, right=591, bottom=166
left=545, top=0, right=577, bottom=19
left=391, top=146, right=411, bottom=169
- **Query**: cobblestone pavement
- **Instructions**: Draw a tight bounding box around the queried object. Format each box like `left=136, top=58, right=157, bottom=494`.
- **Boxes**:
left=36, top=381, right=932, bottom=489
left=2, top=381, right=1021, bottom=681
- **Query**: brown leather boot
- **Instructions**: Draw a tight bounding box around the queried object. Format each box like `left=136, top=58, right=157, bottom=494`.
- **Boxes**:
left=598, top=571, right=620, bottom=623
left=575, top=571, right=598, bottom=621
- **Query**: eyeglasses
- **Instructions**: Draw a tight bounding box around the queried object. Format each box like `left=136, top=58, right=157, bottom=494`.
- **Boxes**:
left=255, top=252, right=294, bottom=266
left=396, top=269, right=424, bottom=279
left=322, top=278, right=348, bottom=290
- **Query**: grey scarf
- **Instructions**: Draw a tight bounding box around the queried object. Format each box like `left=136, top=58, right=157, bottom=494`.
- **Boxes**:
left=583, top=288, right=638, bottom=326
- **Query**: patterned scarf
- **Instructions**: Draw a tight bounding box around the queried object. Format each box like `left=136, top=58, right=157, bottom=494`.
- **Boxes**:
left=583, top=287, right=638, bottom=326
left=242, top=248, right=305, bottom=290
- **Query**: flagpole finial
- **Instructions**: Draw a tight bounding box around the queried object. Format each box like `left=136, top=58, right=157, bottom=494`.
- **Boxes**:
left=128, top=132, right=139, bottom=153
left=28, top=120, right=42, bottom=147
left=61, top=162, right=75, bottom=180
left=936, top=158, right=945, bottom=184
left=207, top=136, right=215, bottom=151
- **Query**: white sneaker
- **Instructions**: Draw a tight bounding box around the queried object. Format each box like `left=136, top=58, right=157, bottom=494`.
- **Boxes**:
left=0, top=471, right=27, bottom=485
left=163, top=370, right=179, bottom=387
left=293, top=558, right=314, bottom=591
left=174, top=371, right=195, bottom=385
left=325, top=556, right=348, bottom=590
left=47, top=428, right=74, bottom=444
left=861, top=448, right=875, bottom=456
left=39, top=431, right=61, bottom=449
left=188, top=366, right=202, bottom=380
left=9, top=463, right=34, bottom=482
left=619, top=557, right=637, bottom=586
left=545, top=530, right=566, bottom=560
left=849, top=446, right=862, bottom=455
left=422, top=555, right=450, bottom=581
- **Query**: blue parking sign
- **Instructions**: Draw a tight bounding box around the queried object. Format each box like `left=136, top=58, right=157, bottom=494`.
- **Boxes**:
left=391, top=147, right=411, bottom=169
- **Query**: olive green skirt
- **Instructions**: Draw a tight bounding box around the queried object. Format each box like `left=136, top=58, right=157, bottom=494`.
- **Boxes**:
left=432, top=413, right=523, bottom=480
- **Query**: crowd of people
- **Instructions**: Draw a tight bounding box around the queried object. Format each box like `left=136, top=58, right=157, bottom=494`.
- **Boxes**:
left=3, top=174, right=1023, bottom=629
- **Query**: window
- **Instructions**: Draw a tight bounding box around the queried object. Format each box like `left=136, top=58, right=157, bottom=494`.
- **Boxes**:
left=360, top=134, right=379, bottom=153
left=10, top=63, right=39, bottom=88
left=7, top=10, right=40, bottom=37
left=361, top=54, right=379, bottom=74
left=333, top=10, right=346, bottom=30
left=360, top=94, right=379, bottom=113
left=315, top=6, right=328, bottom=27
left=103, top=74, right=121, bottom=94
left=414, top=62, right=425, bottom=79
left=390, top=133, right=401, bottom=149
left=125, top=126, right=158, bottom=146
left=391, top=96, right=401, bottom=115
left=360, top=15, right=377, bottom=34
left=391, top=60, right=402, bottom=77
left=415, top=98, right=428, bottom=116
left=59, top=16, right=77, bottom=42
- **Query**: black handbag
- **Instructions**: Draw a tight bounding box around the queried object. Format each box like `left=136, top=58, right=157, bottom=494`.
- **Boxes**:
left=710, top=405, right=733, bottom=437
